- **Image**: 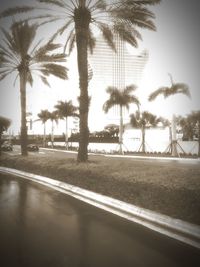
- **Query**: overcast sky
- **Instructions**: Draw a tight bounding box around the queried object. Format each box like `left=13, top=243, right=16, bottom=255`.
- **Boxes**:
left=0, top=0, right=200, bottom=135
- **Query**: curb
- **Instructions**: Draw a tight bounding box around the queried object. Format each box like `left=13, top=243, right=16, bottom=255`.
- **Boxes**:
left=0, top=166, right=200, bottom=249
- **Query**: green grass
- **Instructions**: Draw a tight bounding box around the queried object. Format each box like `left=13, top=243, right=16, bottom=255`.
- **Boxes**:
left=1, top=152, right=200, bottom=225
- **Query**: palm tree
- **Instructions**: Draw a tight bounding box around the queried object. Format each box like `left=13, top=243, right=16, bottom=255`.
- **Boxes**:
left=130, top=111, right=161, bottom=153
left=55, top=100, right=78, bottom=149
left=0, top=116, right=11, bottom=156
left=1, top=0, right=161, bottom=161
left=148, top=74, right=190, bottom=156
left=103, top=85, right=140, bottom=154
left=187, top=111, right=200, bottom=157
left=157, top=117, right=173, bottom=154
left=177, top=115, right=194, bottom=141
left=0, top=21, right=68, bottom=156
left=37, top=109, right=51, bottom=147
left=48, top=110, right=59, bottom=148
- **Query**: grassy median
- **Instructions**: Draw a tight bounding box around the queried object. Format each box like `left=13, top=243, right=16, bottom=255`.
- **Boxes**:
left=0, top=151, right=200, bottom=225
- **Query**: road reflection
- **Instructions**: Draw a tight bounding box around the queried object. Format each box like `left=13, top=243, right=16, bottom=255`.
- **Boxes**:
left=0, top=173, right=199, bottom=267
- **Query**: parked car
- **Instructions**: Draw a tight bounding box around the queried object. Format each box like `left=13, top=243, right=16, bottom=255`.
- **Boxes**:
left=27, top=144, right=39, bottom=152
left=1, top=142, right=13, bottom=151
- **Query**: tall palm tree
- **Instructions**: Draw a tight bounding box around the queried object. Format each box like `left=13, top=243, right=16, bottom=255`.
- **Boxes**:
left=37, top=109, right=51, bottom=147
left=1, top=0, right=161, bottom=161
left=55, top=100, right=78, bottom=149
left=0, top=116, right=11, bottom=156
left=0, top=21, right=68, bottom=156
left=148, top=74, right=190, bottom=156
left=130, top=111, right=161, bottom=153
left=103, top=85, right=140, bottom=154
left=48, top=110, right=59, bottom=148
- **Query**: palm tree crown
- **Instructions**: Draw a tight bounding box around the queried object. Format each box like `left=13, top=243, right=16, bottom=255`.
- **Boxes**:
left=0, top=21, right=68, bottom=155
left=130, top=111, right=160, bottom=129
left=0, top=21, right=68, bottom=86
left=148, top=74, right=190, bottom=102
left=55, top=100, right=78, bottom=119
left=37, top=109, right=51, bottom=124
left=103, top=85, right=140, bottom=112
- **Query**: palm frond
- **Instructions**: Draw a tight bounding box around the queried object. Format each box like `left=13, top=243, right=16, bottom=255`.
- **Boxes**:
left=55, top=100, right=78, bottom=118
left=111, top=4, right=156, bottom=31
left=88, top=29, right=96, bottom=54
left=48, top=19, right=73, bottom=43
left=0, top=69, right=15, bottom=81
left=113, top=5, right=155, bottom=21
left=1, top=28, right=19, bottom=56
left=123, top=0, right=161, bottom=6
left=97, top=23, right=116, bottom=51
left=124, top=84, right=137, bottom=94
left=11, top=21, right=38, bottom=57
left=37, top=0, right=66, bottom=8
left=67, top=33, right=76, bottom=55
left=130, top=113, right=140, bottom=128
left=148, top=87, right=168, bottom=101
left=0, top=39, right=20, bottom=64
left=40, top=63, right=68, bottom=80
left=40, top=75, right=51, bottom=87
left=88, top=0, right=107, bottom=10
left=27, top=70, right=33, bottom=86
left=114, top=23, right=138, bottom=47
left=34, top=42, right=62, bottom=59
left=33, top=53, right=67, bottom=64
left=63, top=29, right=75, bottom=54
left=103, top=99, right=115, bottom=113
left=106, top=86, right=118, bottom=94
left=38, top=109, right=51, bottom=123
left=158, top=117, right=170, bottom=127
left=128, top=95, right=140, bottom=108
left=170, top=83, right=191, bottom=98
left=132, top=18, right=156, bottom=31
left=0, top=6, right=34, bottom=18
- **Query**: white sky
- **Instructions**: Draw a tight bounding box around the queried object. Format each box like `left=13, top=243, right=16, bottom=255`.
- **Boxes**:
left=0, top=0, right=200, bottom=135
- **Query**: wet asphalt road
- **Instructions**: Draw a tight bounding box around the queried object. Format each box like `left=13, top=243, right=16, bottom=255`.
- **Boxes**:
left=0, top=173, right=200, bottom=267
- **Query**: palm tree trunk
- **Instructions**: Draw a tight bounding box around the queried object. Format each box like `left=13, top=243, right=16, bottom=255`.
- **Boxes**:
left=142, top=125, right=145, bottom=153
left=169, top=125, right=172, bottom=154
left=171, top=114, right=178, bottom=157
left=119, top=105, right=123, bottom=154
left=198, top=120, right=200, bottom=158
left=51, top=121, right=54, bottom=148
left=19, top=71, right=28, bottom=156
left=0, top=132, right=2, bottom=156
left=43, top=122, right=46, bottom=147
left=65, top=116, right=68, bottom=150
left=75, top=6, right=90, bottom=162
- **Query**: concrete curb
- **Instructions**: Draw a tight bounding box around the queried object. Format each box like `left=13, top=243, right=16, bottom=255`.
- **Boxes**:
left=0, top=166, right=200, bottom=249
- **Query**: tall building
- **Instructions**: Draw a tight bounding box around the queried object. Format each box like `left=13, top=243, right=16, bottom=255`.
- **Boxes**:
left=89, top=35, right=149, bottom=124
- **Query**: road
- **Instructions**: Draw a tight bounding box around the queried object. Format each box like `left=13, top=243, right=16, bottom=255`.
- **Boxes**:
left=0, top=173, right=200, bottom=267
